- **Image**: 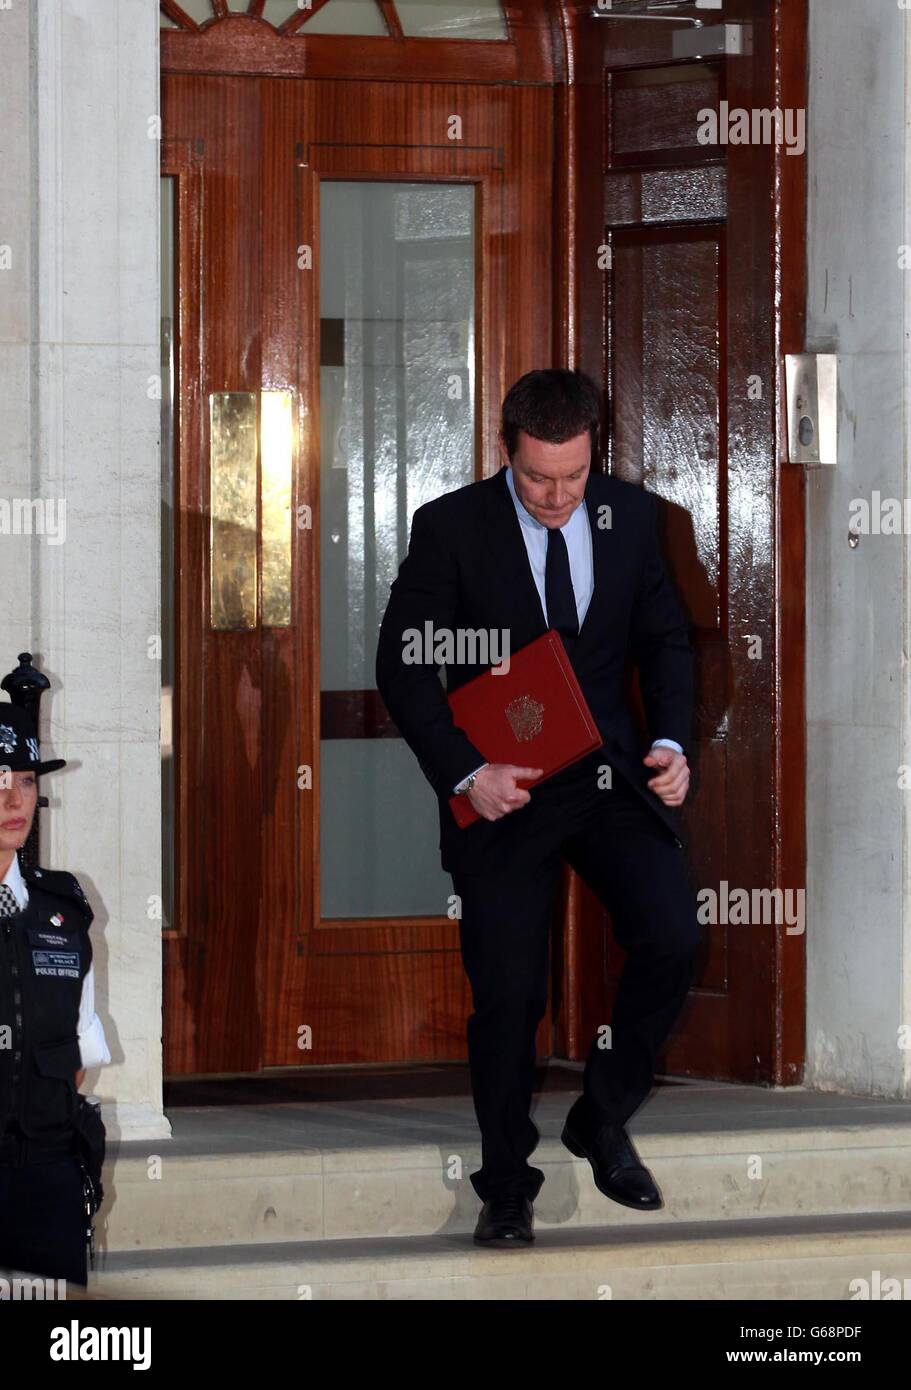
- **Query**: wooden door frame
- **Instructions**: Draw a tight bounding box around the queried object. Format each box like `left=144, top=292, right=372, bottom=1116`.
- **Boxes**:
left=160, top=134, right=205, bottom=963
left=266, top=87, right=554, bottom=1067
left=276, top=143, right=509, bottom=1069
left=552, top=0, right=808, bottom=1086
left=160, top=0, right=558, bottom=83
left=160, top=41, right=558, bottom=1072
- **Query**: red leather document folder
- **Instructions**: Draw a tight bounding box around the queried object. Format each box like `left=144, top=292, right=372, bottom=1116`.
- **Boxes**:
left=446, top=629, right=602, bottom=828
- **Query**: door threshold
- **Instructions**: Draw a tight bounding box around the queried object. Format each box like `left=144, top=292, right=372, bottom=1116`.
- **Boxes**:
left=163, top=1059, right=587, bottom=1108
left=162, top=1061, right=704, bottom=1109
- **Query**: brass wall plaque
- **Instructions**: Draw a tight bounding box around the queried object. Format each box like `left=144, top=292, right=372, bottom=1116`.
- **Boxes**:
left=261, top=390, right=293, bottom=627
left=210, top=392, right=258, bottom=630
left=208, top=390, right=294, bottom=630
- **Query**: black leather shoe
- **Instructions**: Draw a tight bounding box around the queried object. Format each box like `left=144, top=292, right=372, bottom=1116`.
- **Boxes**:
left=473, top=1194, right=535, bottom=1246
left=562, top=1109, right=663, bottom=1211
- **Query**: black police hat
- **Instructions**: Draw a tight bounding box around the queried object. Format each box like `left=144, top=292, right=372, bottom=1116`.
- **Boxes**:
left=0, top=702, right=66, bottom=775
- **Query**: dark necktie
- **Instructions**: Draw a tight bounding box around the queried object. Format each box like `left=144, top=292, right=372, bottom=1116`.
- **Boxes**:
left=545, top=525, right=578, bottom=649
left=0, top=884, right=19, bottom=917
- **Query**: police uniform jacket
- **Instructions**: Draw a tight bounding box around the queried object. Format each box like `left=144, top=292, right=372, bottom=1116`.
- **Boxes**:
left=0, top=866, right=95, bottom=1140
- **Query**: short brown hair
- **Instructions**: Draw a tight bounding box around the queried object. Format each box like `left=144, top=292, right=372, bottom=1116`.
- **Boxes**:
left=501, top=369, right=602, bottom=461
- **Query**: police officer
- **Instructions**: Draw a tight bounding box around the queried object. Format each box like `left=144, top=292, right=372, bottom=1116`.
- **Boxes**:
left=0, top=701, right=110, bottom=1287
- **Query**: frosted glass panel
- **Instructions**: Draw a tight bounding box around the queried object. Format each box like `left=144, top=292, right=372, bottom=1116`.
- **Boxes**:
left=396, top=1, right=507, bottom=40
left=260, top=0, right=306, bottom=24
left=319, top=181, right=475, bottom=919
left=167, top=0, right=214, bottom=23
left=161, top=1, right=389, bottom=28
left=302, top=0, right=388, bottom=35
left=162, top=0, right=507, bottom=38
left=321, top=742, right=455, bottom=917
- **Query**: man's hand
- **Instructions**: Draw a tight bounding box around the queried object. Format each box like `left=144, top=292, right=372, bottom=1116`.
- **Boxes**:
left=467, top=764, right=544, bottom=822
left=643, top=747, right=690, bottom=807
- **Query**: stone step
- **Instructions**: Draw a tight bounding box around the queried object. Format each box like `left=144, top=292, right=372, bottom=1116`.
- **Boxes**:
left=100, top=1104, right=911, bottom=1254
left=94, top=1211, right=911, bottom=1301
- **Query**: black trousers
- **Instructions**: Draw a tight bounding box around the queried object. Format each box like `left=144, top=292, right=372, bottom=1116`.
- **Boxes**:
left=0, top=1153, right=87, bottom=1286
left=452, top=752, right=700, bottom=1202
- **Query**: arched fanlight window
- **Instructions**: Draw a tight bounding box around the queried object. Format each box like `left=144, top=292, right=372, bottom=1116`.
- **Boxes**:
left=160, top=1, right=509, bottom=41
left=158, top=0, right=552, bottom=81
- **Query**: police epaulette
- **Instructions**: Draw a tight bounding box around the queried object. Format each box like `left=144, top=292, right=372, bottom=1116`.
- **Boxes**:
left=23, top=865, right=94, bottom=922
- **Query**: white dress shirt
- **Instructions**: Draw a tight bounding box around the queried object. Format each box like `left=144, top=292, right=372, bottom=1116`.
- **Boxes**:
left=453, top=466, right=683, bottom=792
left=2, top=854, right=111, bottom=1070
left=505, top=461, right=596, bottom=630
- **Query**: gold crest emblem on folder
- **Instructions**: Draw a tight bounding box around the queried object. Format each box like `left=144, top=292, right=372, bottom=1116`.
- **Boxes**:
left=505, top=695, right=545, bottom=742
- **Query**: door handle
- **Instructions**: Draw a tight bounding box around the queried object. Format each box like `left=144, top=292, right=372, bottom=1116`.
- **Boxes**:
left=209, top=389, right=294, bottom=630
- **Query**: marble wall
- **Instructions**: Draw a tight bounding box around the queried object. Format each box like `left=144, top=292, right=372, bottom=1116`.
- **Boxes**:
left=0, top=1, right=35, bottom=658
left=0, top=0, right=167, bottom=1138
left=805, top=0, right=911, bottom=1098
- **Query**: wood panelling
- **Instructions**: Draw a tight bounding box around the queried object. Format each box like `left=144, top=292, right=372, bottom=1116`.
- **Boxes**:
left=555, top=0, right=807, bottom=1086
left=609, top=63, right=722, bottom=167
left=162, top=69, right=555, bottom=1073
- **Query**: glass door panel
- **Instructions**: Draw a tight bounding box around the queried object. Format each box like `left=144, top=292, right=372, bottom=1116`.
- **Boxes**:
left=319, top=180, right=476, bottom=919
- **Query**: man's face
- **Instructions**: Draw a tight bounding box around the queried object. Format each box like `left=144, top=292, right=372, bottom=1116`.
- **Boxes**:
left=500, top=429, right=591, bottom=529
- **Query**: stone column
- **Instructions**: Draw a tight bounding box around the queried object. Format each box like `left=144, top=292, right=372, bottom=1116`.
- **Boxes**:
left=0, top=1, right=35, bottom=653
left=805, top=0, right=911, bottom=1100
left=29, top=0, right=167, bottom=1138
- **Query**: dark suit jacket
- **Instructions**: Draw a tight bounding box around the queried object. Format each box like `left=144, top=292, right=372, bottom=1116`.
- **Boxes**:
left=375, top=466, right=694, bottom=875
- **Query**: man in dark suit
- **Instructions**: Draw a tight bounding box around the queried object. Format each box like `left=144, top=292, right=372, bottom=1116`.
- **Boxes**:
left=376, top=369, right=699, bottom=1246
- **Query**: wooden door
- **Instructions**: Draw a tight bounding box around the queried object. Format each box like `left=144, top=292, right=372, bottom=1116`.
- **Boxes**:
left=556, top=0, right=807, bottom=1085
left=159, top=0, right=805, bottom=1083
left=159, top=4, right=556, bottom=1074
